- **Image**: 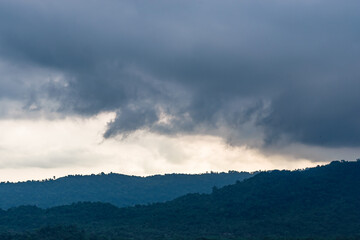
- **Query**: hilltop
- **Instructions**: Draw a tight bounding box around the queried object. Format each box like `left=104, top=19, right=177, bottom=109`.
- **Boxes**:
left=0, top=171, right=253, bottom=209
left=1, top=161, right=360, bottom=239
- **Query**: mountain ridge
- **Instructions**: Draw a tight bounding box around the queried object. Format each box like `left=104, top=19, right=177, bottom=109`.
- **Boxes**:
left=1, top=160, right=359, bottom=239
left=0, top=171, right=253, bottom=209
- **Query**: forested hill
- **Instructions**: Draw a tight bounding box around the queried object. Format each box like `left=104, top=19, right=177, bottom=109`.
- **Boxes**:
left=0, top=160, right=359, bottom=240
left=0, top=171, right=253, bottom=209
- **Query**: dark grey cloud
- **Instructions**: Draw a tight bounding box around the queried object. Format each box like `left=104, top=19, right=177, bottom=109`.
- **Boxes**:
left=0, top=0, right=360, bottom=149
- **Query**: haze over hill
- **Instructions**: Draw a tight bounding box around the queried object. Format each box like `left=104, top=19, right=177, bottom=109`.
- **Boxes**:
left=0, top=160, right=359, bottom=239
left=0, top=171, right=253, bottom=209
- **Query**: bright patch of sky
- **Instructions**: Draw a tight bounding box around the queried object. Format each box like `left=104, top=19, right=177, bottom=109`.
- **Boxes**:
left=0, top=112, right=321, bottom=182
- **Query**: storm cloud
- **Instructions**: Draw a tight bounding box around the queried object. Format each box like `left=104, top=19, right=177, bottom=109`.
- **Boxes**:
left=0, top=0, right=360, bottom=150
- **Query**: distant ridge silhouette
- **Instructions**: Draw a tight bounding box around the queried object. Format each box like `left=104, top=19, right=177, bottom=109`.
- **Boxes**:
left=0, top=160, right=359, bottom=239
left=0, top=171, right=253, bottom=209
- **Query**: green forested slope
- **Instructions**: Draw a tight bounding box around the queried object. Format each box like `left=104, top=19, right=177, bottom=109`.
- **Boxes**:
left=0, top=171, right=253, bottom=209
left=0, top=161, right=359, bottom=240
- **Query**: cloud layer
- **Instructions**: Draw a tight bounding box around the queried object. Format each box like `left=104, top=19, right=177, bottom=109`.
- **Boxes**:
left=1, top=0, right=360, bottom=152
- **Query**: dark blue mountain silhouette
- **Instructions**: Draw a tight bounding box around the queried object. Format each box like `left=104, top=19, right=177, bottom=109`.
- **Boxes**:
left=0, top=171, right=253, bottom=209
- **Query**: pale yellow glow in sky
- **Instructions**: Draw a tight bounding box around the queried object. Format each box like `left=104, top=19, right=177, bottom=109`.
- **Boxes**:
left=0, top=112, right=323, bottom=182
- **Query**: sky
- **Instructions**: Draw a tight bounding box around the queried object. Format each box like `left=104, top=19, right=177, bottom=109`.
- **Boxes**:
left=0, top=0, right=360, bottom=181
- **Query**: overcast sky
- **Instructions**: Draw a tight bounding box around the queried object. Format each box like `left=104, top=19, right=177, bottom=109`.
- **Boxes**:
left=0, top=0, right=360, bottom=181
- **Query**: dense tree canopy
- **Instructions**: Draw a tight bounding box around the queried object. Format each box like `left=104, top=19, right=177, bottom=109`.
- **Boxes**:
left=0, top=161, right=359, bottom=239
left=0, top=171, right=253, bottom=209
